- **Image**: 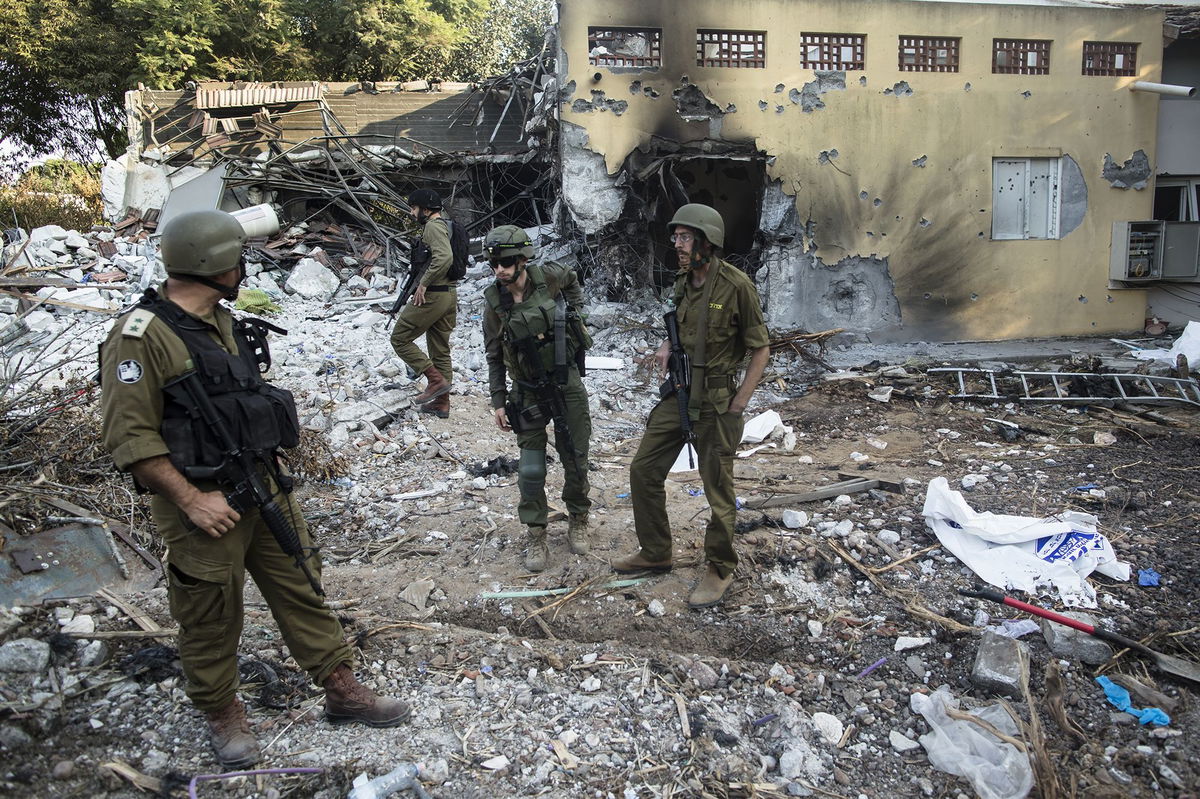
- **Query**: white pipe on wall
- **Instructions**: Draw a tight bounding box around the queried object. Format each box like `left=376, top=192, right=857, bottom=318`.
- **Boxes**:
left=1130, top=81, right=1196, bottom=97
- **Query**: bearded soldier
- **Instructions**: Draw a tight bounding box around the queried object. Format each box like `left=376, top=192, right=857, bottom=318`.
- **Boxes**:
left=482, top=225, right=593, bottom=572
left=99, top=209, right=410, bottom=768
left=614, top=204, right=771, bottom=608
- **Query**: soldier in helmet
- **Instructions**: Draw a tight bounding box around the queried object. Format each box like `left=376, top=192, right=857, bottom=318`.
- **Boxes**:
left=99, top=209, right=411, bottom=769
left=614, top=204, right=771, bottom=608
left=390, top=188, right=458, bottom=418
left=482, top=225, right=593, bottom=572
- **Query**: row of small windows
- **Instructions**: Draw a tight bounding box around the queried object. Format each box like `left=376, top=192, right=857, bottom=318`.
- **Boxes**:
left=587, top=27, right=1139, bottom=77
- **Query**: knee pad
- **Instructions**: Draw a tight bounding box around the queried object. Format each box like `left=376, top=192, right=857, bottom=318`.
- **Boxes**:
left=518, top=448, right=547, bottom=496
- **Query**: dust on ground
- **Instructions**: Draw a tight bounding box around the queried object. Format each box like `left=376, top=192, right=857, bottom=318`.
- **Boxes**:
left=4, top=360, right=1199, bottom=798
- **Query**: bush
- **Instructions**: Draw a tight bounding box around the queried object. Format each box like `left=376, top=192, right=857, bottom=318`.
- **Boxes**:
left=0, top=159, right=103, bottom=232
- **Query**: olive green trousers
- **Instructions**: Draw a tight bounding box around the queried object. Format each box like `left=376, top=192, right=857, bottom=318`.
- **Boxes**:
left=512, top=371, right=592, bottom=527
left=628, top=398, right=745, bottom=577
left=153, top=485, right=351, bottom=712
left=389, top=289, right=457, bottom=381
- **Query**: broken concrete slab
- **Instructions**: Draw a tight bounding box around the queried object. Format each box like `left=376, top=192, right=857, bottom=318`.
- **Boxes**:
left=1039, top=611, right=1114, bottom=665
left=970, top=630, right=1029, bottom=698
left=559, top=122, right=625, bottom=234
left=328, top=390, right=413, bottom=428
left=285, top=256, right=341, bottom=301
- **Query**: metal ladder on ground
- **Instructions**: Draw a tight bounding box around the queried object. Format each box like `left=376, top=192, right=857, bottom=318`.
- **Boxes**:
left=927, top=368, right=1200, bottom=407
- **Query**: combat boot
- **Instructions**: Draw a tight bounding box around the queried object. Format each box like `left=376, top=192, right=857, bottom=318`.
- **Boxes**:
left=205, top=697, right=260, bottom=769
left=566, top=514, right=590, bottom=555
left=612, top=550, right=672, bottom=574
left=524, top=525, right=549, bottom=572
left=688, top=563, right=734, bottom=609
left=413, top=366, right=450, bottom=405
left=323, top=663, right=411, bottom=727
left=421, top=392, right=450, bottom=419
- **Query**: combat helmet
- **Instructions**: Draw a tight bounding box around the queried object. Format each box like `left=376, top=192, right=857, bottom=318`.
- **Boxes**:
left=484, top=225, right=536, bottom=261
left=159, top=210, right=247, bottom=276
left=408, top=188, right=443, bottom=210
left=667, top=203, right=724, bottom=249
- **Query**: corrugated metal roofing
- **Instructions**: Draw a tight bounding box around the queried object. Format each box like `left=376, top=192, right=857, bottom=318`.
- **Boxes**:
left=133, top=82, right=528, bottom=158
left=195, top=82, right=323, bottom=109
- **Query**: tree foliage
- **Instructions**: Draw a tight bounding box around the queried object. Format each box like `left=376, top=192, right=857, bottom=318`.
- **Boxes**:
left=1, top=0, right=553, bottom=164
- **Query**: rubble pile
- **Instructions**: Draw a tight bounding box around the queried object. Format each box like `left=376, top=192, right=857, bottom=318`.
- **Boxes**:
left=2, top=220, right=1199, bottom=798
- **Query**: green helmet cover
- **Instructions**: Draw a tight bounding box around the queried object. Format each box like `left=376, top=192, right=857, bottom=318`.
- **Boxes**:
left=484, top=224, right=535, bottom=260
left=160, top=210, right=247, bottom=276
left=668, top=203, right=725, bottom=249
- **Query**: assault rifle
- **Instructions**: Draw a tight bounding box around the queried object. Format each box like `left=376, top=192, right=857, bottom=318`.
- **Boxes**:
left=660, top=308, right=696, bottom=469
left=513, top=335, right=586, bottom=483
left=388, top=239, right=432, bottom=316
left=164, top=371, right=324, bottom=596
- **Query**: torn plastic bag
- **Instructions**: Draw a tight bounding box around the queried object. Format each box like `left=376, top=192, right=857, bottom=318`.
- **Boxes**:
left=911, top=688, right=1033, bottom=799
left=1129, top=319, right=1200, bottom=364
left=922, top=477, right=1130, bottom=607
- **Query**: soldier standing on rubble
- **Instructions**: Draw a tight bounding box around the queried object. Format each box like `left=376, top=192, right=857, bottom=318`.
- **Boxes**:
left=99, top=210, right=410, bottom=770
left=390, top=188, right=458, bottom=418
left=482, top=225, right=593, bottom=572
left=614, top=204, right=771, bottom=608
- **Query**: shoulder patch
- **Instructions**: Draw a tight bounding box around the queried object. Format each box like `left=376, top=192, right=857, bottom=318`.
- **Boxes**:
left=121, top=309, right=156, bottom=338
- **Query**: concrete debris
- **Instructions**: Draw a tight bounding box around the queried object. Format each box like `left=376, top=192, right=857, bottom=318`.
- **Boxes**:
left=1039, top=611, right=1115, bottom=665
left=284, top=256, right=342, bottom=301
left=0, top=638, right=51, bottom=672
left=970, top=630, right=1030, bottom=698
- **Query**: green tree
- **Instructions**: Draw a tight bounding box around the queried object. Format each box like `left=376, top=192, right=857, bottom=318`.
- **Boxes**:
left=447, top=0, right=553, bottom=81
left=0, top=0, right=492, bottom=164
left=295, top=0, right=485, bottom=81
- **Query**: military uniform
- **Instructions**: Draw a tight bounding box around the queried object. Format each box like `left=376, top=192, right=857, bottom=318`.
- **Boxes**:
left=483, top=261, right=592, bottom=528
left=100, top=285, right=352, bottom=712
left=629, top=257, right=770, bottom=577
left=390, top=216, right=457, bottom=382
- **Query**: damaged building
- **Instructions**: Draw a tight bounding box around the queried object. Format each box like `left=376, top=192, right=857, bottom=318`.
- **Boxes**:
left=97, top=1, right=1200, bottom=344
left=103, top=69, right=557, bottom=271
left=556, top=0, right=1200, bottom=341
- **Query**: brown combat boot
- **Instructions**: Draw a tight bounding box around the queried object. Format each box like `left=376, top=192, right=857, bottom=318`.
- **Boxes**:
left=612, top=550, right=672, bottom=574
left=688, top=563, right=734, bottom=609
left=566, top=514, right=590, bottom=555
left=524, top=526, right=549, bottom=572
left=412, top=366, right=450, bottom=405
left=420, top=392, right=449, bottom=419
left=205, top=697, right=260, bottom=769
left=323, top=663, right=411, bottom=727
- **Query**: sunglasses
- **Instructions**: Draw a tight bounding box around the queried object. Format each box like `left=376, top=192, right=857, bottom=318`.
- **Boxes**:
left=489, top=255, right=522, bottom=268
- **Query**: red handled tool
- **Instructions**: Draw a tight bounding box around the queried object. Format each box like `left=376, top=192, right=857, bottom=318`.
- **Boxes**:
left=959, top=586, right=1200, bottom=685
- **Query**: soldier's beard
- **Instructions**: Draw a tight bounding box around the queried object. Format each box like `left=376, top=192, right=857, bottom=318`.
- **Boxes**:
left=680, top=247, right=709, bottom=271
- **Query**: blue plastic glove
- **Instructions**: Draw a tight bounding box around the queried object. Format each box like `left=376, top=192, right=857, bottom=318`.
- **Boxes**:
left=1095, top=676, right=1170, bottom=726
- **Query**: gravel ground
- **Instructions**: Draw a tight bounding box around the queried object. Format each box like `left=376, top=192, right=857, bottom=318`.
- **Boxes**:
left=2, top=232, right=1198, bottom=798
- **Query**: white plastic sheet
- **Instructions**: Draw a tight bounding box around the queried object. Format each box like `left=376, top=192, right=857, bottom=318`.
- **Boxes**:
left=669, top=410, right=785, bottom=473
left=922, top=477, right=1130, bottom=607
left=1130, top=319, right=1200, bottom=364
left=912, top=688, right=1033, bottom=799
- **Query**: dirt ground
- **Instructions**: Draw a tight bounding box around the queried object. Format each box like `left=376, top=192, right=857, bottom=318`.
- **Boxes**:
left=3, top=367, right=1199, bottom=798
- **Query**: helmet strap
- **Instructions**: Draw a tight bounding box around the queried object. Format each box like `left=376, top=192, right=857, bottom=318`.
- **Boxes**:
left=177, top=267, right=242, bottom=302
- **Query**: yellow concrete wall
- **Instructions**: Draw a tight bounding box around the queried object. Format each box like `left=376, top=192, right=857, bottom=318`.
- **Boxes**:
left=558, top=0, right=1165, bottom=340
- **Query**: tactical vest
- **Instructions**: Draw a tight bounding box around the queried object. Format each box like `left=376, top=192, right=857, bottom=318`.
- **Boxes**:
left=486, top=263, right=590, bottom=385
left=132, top=289, right=299, bottom=477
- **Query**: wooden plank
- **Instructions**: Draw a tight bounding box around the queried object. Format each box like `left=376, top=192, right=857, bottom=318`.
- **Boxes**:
left=742, top=479, right=878, bottom=510
left=95, top=588, right=162, bottom=633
